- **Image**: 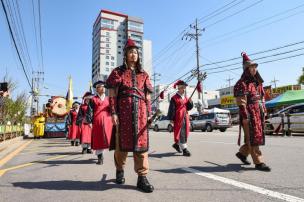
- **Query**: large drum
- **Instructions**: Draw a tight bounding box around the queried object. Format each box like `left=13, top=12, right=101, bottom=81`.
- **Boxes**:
left=47, top=96, right=68, bottom=117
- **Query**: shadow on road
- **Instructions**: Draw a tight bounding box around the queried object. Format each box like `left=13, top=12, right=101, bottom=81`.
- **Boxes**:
left=38, top=152, right=81, bottom=156
left=40, top=158, right=97, bottom=165
left=12, top=174, right=136, bottom=191
left=154, top=162, right=256, bottom=174
left=149, top=152, right=179, bottom=158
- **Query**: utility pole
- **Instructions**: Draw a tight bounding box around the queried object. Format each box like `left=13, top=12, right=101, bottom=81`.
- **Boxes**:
left=31, top=71, right=44, bottom=115
left=152, top=72, right=161, bottom=112
left=271, top=77, right=279, bottom=89
left=182, top=18, right=205, bottom=99
left=226, top=76, right=234, bottom=95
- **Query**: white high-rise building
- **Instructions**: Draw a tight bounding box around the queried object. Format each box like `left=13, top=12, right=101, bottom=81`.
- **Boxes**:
left=92, top=9, right=152, bottom=83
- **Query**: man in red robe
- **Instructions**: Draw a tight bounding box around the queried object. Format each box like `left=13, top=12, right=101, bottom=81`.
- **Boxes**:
left=76, top=92, right=93, bottom=154
left=106, top=38, right=154, bottom=193
left=168, top=80, right=193, bottom=157
left=67, top=102, right=81, bottom=146
left=86, top=81, right=113, bottom=165
left=234, top=52, right=271, bottom=172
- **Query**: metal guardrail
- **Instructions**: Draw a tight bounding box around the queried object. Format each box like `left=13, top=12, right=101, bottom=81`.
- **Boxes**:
left=0, top=125, right=24, bottom=142
left=265, top=113, right=304, bottom=136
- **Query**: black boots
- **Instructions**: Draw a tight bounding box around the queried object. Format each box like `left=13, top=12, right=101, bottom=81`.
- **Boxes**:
left=96, top=154, right=103, bottom=165
left=87, top=148, right=92, bottom=154
left=115, top=170, right=125, bottom=184
left=71, top=141, right=74, bottom=146
left=255, top=163, right=271, bottom=172
left=81, top=148, right=86, bottom=154
left=182, top=148, right=191, bottom=157
left=75, top=141, right=79, bottom=146
left=137, top=176, right=154, bottom=193
left=115, top=171, right=154, bottom=193
left=236, top=152, right=251, bottom=165
left=172, top=143, right=182, bottom=153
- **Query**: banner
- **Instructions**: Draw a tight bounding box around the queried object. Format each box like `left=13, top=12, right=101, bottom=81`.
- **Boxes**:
left=221, top=95, right=236, bottom=106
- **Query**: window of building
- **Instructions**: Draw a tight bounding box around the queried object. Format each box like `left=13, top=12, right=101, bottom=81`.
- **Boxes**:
left=111, top=62, right=114, bottom=66
left=106, top=44, right=110, bottom=48
left=118, top=51, right=121, bottom=54
left=106, top=32, right=110, bottom=36
left=106, top=38, right=109, bottom=42
left=106, top=56, right=109, bottom=59
left=111, top=56, right=114, bottom=60
left=118, top=34, right=121, bottom=37
left=118, top=46, right=121, bottom=48
left=118, top=40, right=121, bottom=43
left=106, top=50, right=109, bottom=54
left=106, top=67, right=109, bottom=72
left=106, top=62, right=109, bottom=65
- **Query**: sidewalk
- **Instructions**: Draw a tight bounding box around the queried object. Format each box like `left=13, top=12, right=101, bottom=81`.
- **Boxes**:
left=0, top=135, right=30, bottom=168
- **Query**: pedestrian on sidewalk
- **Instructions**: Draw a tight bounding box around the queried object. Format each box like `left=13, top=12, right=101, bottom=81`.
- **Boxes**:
left=67, top=102, right=81, bottom=146
left=234, top=52, right=271, bottom=172
left=168, top=80, right=194, bottom=157
left=86, top=81, right=113, bottom=165
left=106, top=38, right=154, bottom=193
left=76, top=92, right=93, bottom=154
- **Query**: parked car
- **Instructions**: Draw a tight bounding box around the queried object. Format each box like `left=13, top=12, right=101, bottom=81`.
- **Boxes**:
left=266, top=103, right=304, bottom=135
left=153, top=115, right=173, bottom=132
left=190, top=108, right=232, bottom=132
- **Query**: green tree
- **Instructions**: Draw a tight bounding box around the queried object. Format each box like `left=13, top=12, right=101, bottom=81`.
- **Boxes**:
left=298, top=67, right=304, bottom=85
left=0, top=76, right=28, bottom=124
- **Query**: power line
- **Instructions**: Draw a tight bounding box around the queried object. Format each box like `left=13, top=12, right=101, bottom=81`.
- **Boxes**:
left=14, top=0, right=34, bottom=73
left=202, top=3, right=304, bottom=46
left=31, top=0, right=40, bottom=71
left=203, top=0, right=264, bottom=29
left=203, top=9, right=304, bottom=49
left=147, top=0, right=249, bottom=69
left=198, top=0, right=245, bottom=24
left=38, top=0, right=44, bottom=73
left=207, top=52, right=304, bottom=74
left=1, top=0, right=32, bottom=89
left=200, top=40, right=304, bottom=68
left=5, top=0, right=31, bottom=76
left=203, top=46, right=304, bottom=72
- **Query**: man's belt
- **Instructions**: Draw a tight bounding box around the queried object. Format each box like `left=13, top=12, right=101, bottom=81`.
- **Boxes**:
left=118, top=93, right=145, bottom=100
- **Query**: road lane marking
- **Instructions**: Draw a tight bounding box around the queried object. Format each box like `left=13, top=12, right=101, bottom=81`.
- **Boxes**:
left=0, top=154, right=68, bottom=177
left=0, top=140, right=33, bottom=168
left=199, top=140, right=235, bottom=145
left=182, top=167, right=304, bottom=202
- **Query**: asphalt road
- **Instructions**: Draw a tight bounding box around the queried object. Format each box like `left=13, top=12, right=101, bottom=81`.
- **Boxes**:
left=0, top=127, right=304, bottom=202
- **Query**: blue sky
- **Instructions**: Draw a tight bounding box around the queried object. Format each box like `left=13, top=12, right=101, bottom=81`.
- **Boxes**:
left=1, top=0, right=304, bottom=108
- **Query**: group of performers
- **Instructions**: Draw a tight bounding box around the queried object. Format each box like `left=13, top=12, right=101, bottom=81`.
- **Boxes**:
left=64, top=38, right=271, bottom=193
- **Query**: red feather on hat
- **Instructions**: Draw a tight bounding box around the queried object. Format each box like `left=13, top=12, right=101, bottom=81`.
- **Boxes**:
left=159, top=90, right=165, bottom=99
left=241, top=52, right=250, bottom=62
left=196, top=81, right=202, bottom=93
left=173, top=80, right=182, bottom=89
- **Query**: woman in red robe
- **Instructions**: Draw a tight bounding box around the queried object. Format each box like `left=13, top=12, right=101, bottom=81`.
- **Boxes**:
left=106, top=38, right=154, bottom=193
left=234, top=52, right=270, bottom=172
left=168, top=80, right=193, bottom=156
left=76, top=92, right=93, bottom=154
left=67, top=102, right=81, bottom=146
left=86, top=81, right=113, bottom=165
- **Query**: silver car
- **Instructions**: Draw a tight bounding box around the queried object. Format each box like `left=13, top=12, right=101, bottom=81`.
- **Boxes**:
left=191, top=112, right=231, bottom=132
left=153, top=115, right=173, bottom=132
left=266, top=103, right=304, bottom=135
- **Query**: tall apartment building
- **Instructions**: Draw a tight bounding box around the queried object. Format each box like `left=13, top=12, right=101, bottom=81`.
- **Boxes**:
left=92, top=9, right=152, bottom=83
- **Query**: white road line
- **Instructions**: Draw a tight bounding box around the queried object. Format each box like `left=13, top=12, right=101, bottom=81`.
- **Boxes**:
left=199, top=140, right=235, bottom=145
left=182, top=167, right=304, bottom=202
